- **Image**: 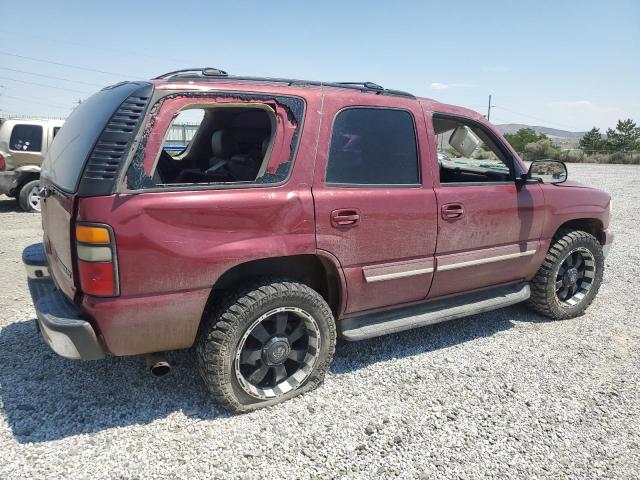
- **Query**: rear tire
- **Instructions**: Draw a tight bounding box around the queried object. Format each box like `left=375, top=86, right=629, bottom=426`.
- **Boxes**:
left=18, top=180, right=41, bottom=213
left=527, top=229, right=604, bottom=319
left=197, top=278, right=336, bottom=413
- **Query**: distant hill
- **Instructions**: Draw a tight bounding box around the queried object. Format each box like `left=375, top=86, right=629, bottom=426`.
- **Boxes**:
left=495, top=123, right=586, bottom=148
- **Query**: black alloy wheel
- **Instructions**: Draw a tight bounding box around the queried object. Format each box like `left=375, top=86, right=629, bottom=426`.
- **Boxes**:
left=235, top=307, right=320, bottom=399
left=554, top=248, right=596, bottom=306
left=197, top=279, right=336, bottom=412
left=528, top=229, right=604, bottom=320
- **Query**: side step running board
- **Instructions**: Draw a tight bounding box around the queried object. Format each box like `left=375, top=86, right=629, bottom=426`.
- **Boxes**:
left=339, top=282, right=530, bottom=341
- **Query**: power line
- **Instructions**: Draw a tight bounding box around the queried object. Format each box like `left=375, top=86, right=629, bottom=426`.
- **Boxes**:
left=2, top=85, right=82, bottom=104
left=0, top=75, right=92, bottom=94
left=0, top=67, right=105, bottom=87
left=0, top=50, right=135, bottom=78
left=493, top=105, right=579, bottom=131
left=0, top=29, right=192, bottom=65
left=0, top=94, right=73, bottom=110
left=488, top=117, right=511, bottom=124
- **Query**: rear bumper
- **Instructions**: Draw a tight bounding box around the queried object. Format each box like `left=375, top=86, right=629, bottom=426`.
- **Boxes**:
left=23, top=243, right=105, bottom=360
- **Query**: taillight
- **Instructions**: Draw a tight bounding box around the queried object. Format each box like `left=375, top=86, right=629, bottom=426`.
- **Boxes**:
left=75, top=224, right=119, bottom=297
left=0, top=153, right=5, bottom=171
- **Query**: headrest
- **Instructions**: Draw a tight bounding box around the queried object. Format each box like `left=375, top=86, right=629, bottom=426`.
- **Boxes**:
left=211, top=130, right=236, bottom=157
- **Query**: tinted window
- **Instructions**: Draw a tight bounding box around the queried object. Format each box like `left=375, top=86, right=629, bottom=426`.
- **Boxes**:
left=42, top=82, right=145, bottom=192
left=10, top=124, right=43, bottom=152
left=53, top=127, right=61, bottom=138
left=326, top=108, right=419, bottom=185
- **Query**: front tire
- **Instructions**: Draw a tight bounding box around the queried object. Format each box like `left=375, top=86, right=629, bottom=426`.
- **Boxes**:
left=527, top=229, right=604, bottom=319
left=18, top=180, right=41, bottom=212
left=197, top=278, right=336, bottom=413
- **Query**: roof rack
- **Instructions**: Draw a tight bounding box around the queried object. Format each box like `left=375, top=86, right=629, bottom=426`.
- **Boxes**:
left=336, top=81, right=384, bottom=91
left=153, top=67, right=228, bottom=80
left=152, top=68, right=415, bottom=99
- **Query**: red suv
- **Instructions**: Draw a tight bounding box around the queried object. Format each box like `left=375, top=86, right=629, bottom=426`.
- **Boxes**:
left=23, top=68, right=613, bottom=412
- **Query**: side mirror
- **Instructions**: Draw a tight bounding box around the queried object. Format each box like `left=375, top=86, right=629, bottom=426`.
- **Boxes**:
left=528, top=160, right=567, bottom=184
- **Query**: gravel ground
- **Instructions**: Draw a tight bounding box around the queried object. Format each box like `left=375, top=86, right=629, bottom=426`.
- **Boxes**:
left=1, top=163, right=639, bottom=479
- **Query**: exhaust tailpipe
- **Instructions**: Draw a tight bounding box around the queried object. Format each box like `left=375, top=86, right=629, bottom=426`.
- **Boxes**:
left=144, top=352, right=171, bottom=377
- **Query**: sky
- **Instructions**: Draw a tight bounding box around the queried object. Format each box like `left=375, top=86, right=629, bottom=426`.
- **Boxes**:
left=0, top=0, right=638, bottom=132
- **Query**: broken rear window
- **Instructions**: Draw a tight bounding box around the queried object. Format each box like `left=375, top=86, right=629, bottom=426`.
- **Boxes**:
left=126, top=93, right=304, bottom=189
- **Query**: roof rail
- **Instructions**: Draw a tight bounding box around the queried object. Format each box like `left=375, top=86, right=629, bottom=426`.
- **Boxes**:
left=153, top=67, right=228, bottom=80
left=335, top=81, right=384, bottom=91
left=152, top=68, right=415, bottom=99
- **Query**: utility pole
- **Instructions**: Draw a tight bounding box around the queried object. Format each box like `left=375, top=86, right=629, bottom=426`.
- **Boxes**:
left=487, top=94, right=493, bottom=121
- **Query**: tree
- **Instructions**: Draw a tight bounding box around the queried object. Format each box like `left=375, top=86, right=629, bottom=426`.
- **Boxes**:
left=579, top=127, right=605, bottom=153
left=504, top=128, right=547, bottom=153
left=606, top=119, right=640, bottom=151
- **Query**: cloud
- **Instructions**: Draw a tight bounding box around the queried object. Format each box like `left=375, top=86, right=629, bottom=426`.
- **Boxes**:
left=430, top=82, right=449, bottom=90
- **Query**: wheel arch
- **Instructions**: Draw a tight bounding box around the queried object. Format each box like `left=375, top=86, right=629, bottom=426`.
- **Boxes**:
left=6, top=171, right=39, bottom=196
left=14, top=171, right=40, bottom=194
left=208, top=253, right=345, bottom=318
left=15, top=165, right=41, bottom=174
left=555, top=218, right=605, bottom=244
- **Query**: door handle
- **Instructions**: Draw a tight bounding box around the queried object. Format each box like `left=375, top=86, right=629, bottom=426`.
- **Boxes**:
left=331, top=209, right=361, bottom=227
left=442, top=203, right=465, bottom=219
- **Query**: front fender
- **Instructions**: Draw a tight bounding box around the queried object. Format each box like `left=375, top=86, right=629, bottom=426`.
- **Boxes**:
left=540, top=184, right=611, bottom=239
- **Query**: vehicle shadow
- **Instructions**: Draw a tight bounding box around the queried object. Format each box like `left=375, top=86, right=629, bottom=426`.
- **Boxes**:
left=0, top=196, right=21, bottom=213
left=331, top=303, right=542, bottom=374
left=0, top=304, right=549, bottom=444
left=0, top=319, right=228, bottom=444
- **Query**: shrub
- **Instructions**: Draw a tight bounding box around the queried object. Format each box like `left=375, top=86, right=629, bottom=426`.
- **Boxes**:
left=578, top=152, right=640, bottom=164
left=523, top=139, right=560, bottom=161
left=557, top=149, right=585, bottom=163
left=611, top=152, right=640, bottom=164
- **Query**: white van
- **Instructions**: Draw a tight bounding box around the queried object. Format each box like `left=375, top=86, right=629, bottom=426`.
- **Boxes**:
left=0, top=118, right=65, bottom=212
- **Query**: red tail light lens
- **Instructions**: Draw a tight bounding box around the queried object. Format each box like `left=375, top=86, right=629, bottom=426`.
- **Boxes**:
left=75, top=224, right=119, bottom=297
left=78, top=261, right=116, bottom=297
left=0, top=153, right=5, bottom=171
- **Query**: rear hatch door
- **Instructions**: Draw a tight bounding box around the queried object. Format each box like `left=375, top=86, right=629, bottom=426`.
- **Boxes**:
left=40, top=82, right=152, bottom=300
left=41, top=186, right=76, bottom=299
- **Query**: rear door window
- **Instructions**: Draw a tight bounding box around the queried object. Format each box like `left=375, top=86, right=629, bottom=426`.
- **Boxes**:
left=147, top=105, right=278, bottom=186
left=136, top=95, right=303, bottom=190
left=10, top=124, right=43, bottom=152
left=326, top=108, right=419, bottom=185
left=162, top=110, right=204, bottom=156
